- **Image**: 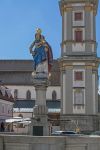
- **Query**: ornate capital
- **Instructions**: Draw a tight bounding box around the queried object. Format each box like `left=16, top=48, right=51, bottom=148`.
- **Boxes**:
left=61, top=5, right=72, bottom=15
left=59, top=61, right=73, bottom=70
left=84, top=5, right=92, bottom=11
left=85, top=65, right=92, bottom=69
left=84, top=4, right=96, bottom=15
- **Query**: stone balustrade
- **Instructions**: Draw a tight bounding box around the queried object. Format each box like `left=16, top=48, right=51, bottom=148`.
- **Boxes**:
left=0, top=134, right=100, bottom=150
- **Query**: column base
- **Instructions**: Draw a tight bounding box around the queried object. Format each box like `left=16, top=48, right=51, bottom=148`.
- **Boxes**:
left=29, top=105, right=49, bottom=136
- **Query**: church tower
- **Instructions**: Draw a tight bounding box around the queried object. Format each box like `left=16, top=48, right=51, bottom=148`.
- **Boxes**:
left=59, top=0, right=100, bottom=132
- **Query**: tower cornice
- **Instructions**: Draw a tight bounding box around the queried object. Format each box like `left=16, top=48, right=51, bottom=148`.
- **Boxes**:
left=58, top=57, right=100, bottom=67
left=61, top=40, right=97, bottom=46
left=59, top=0, right=98, bottom=15
left=58, top=57, right=100, bottom=71
left=59, top=56, right=100, bottom=61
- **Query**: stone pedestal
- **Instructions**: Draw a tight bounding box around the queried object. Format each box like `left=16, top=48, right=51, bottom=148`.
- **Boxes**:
left=30, top=73, right=49, bottom=136
left=60, top=114, right=100, bottom=133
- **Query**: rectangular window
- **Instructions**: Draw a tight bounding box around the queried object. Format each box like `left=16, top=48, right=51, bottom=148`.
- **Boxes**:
left=74, top=12, right=83, bottom=21
left=74, top=89, right=84, bottom=105
left=75, top=30, right=82, bottom=42
left=74, top=71, right=83, bottom=81
left=2, top=105, right=5, bottom=113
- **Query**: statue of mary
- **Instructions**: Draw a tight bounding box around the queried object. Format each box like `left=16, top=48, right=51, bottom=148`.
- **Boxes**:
left=29, top=28, right=53, bottom=77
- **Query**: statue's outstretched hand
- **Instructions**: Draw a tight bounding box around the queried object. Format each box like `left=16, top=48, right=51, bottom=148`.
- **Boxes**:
left=29, top=48, right=32, bottom=53
left=31, top=51, right=36, bottom=56
left=29, top=41, right=35, bottom=54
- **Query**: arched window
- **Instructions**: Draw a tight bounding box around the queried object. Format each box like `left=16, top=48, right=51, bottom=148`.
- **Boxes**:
left=14, top=89, right=18, bottom=99
left=52, top=90, right=57, bottom=100
left=26, top=90, right=31, bottom=99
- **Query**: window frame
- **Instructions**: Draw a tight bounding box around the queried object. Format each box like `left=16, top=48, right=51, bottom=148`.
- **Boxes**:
left=52, top=90, right=57, bottom=100
left=14, top=89, right=18, bottom=99
left=2, top=104, right=5, bottom=114
left=75, top=30, right=83, bottom=42
left=74, top=71, right=83, bottom=81
left=74, top=12, right=83, bottom=21
left=73, top=88, right=85, bottom=106
left=26, top=90, right=31, bottom=100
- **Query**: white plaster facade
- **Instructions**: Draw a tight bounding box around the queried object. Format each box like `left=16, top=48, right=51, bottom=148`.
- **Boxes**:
left=0, top=99, right=13, bottom=120
left=7, top=85, right=61, bottom=100
left=0, top=86, right=14, bottom=133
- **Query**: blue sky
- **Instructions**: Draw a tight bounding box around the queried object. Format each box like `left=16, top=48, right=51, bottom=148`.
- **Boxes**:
left=0, top=0, right=100, bottom=61
left=0, top=0, right=61, bottom=59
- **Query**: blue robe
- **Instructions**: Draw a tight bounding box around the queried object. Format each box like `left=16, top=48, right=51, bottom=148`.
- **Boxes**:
left=33, top=40, right=47, bottom=70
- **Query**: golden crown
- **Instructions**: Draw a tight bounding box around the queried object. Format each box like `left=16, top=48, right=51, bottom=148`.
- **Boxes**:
left=36, top=28, right=42, bottom=34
